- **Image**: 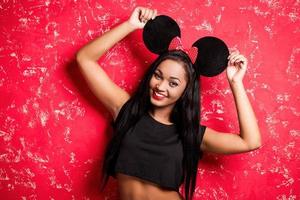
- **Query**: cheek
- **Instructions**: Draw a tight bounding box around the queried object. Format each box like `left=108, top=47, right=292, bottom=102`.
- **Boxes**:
left=149, top=77, right=156, bottom=88
left=170, top=86, right=187, bottom=99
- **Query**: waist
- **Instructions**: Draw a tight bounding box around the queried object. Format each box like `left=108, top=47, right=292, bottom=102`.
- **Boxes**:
left=116, top=173, right=184, bottom=200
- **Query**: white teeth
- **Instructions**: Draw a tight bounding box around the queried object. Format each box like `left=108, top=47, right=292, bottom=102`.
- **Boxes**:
left=155, top=91, right=164, bottom=97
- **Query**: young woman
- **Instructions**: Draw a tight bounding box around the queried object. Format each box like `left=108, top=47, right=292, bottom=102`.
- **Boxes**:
left=76, top=6, right=262, bottom=200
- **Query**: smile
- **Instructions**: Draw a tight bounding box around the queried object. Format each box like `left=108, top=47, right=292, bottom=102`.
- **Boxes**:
left=152, top=90, right=167, bottom=101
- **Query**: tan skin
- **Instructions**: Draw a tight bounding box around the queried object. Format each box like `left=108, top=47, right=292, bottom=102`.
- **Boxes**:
left=76, top=7, right=262, bottom=200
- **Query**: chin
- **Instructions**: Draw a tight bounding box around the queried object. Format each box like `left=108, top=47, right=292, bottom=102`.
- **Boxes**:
left=150, top=97, right=175, bottom=109
left=150, top=98, right=165, bottom=107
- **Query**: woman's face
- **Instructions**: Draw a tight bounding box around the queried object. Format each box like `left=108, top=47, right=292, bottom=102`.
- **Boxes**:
left=149, top=59, right=188, bottom=110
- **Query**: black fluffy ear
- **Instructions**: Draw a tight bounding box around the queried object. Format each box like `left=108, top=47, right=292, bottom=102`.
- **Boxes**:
left=193, top=36, right=229, bottom=77
left=143, top=15, right=181, bottom=54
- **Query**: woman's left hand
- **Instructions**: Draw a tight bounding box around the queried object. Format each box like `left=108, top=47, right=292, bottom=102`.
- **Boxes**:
left=226, top=50, right=248, bottom=84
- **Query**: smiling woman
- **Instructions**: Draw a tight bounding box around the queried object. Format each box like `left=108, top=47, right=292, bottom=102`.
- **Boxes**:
left=2, top=0, right=300, bottom=199
left=98, top=49, right=203, bottom=200
left=76, top=6, right=261, bottom=200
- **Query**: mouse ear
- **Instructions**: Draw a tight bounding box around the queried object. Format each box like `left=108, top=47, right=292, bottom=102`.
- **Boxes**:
left=143, top=15, right=181, bottom=54
left=193, top=36, right=229, bottom=77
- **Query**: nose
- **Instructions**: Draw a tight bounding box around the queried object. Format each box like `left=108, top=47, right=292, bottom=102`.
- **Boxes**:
left=156, top=80, right=168, bottom=92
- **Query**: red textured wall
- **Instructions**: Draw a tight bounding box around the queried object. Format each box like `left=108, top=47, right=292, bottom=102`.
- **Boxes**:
left=0, top=0, right=299, bottom=199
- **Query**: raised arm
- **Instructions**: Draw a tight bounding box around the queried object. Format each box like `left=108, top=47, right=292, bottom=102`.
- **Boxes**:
left=201, top=51, right=262, bottom=154
left=76, top=7, right=157, bottom=120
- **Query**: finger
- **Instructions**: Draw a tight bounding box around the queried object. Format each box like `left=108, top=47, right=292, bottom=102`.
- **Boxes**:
left=133, top=7, right=141, bottom=18
left=144, top=9, right=152, bottom=20
left=134, top=6, right=141, bottom=13
left=233, top=57, right=247, bottom=68
left=228, top=51, right=239, bottom=60
left=231, top=57, right=243, bottom=66
left=239, top=59, right=248, bottom=69
left=236, top=56, right=247, bottom=63
left=234, top=57, right=244, bottom=63
left=234, top=55, right=247, bottom=63
left=139, top=8, right=146, bottom=21
left=230, top=54, right=242, bottom=62
left=229, top=55, right=239, bottom=64
left=145, top=9, right=152, bottom=22
left=148, top=9, right=155, bottom=20
left=147, top=9, right=154, bottom=20
left=143, top=8, right=150, bottom=21
left=152, top=9, right=158, bottom=19
left=234, top=59, right=244, bottom=67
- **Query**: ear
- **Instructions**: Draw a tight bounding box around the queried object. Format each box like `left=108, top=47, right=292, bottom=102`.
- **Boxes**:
left=192, top=36, right=229, bottom=77
left=143, top=15, right=181, bottom=54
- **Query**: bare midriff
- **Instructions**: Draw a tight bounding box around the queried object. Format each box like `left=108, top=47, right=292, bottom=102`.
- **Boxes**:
left=116, top=173, right=184, bottom=200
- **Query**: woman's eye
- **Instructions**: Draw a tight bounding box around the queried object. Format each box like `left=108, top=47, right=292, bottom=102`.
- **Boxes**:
left=169, top=82, right=178, bottom=87
left=154, top=73, right=161, bottom=79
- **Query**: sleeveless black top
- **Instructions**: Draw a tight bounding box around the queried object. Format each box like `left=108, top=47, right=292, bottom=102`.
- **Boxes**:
left=113, top=112, right=206, bottom=191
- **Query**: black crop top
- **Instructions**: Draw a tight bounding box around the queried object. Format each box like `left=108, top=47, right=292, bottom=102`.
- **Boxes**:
left=113, top=112, right=206, bottom=191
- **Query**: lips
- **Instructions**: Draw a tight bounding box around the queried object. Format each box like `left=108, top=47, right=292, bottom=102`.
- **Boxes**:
left=152, top=90, right=167, bottom=101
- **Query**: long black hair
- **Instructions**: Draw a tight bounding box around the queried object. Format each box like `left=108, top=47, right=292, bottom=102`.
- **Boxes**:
left=100, top=50, right=204, bottom=200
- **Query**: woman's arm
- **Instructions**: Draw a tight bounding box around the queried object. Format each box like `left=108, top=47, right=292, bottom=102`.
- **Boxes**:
left=201, top=51, right=262, bottom=154
left=76, top=7, right=157, bottom=120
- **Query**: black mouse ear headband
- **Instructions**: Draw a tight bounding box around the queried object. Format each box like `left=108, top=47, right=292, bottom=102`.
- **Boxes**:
left=143, top=15, right=230, bottom=77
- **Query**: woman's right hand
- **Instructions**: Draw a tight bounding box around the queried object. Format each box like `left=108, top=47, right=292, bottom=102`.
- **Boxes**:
left=127, top=7, right=158, bottom=30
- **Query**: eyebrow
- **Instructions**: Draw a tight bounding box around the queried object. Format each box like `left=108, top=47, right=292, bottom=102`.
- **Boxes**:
left=156, top=69, right=181, bottom=83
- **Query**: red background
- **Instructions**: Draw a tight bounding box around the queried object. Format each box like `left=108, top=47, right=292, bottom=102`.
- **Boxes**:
left=0, top=0, right=299, bottom=199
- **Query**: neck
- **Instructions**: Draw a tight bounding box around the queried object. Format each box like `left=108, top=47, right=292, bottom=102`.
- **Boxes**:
left=149, top=106, right=174, bottom=124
